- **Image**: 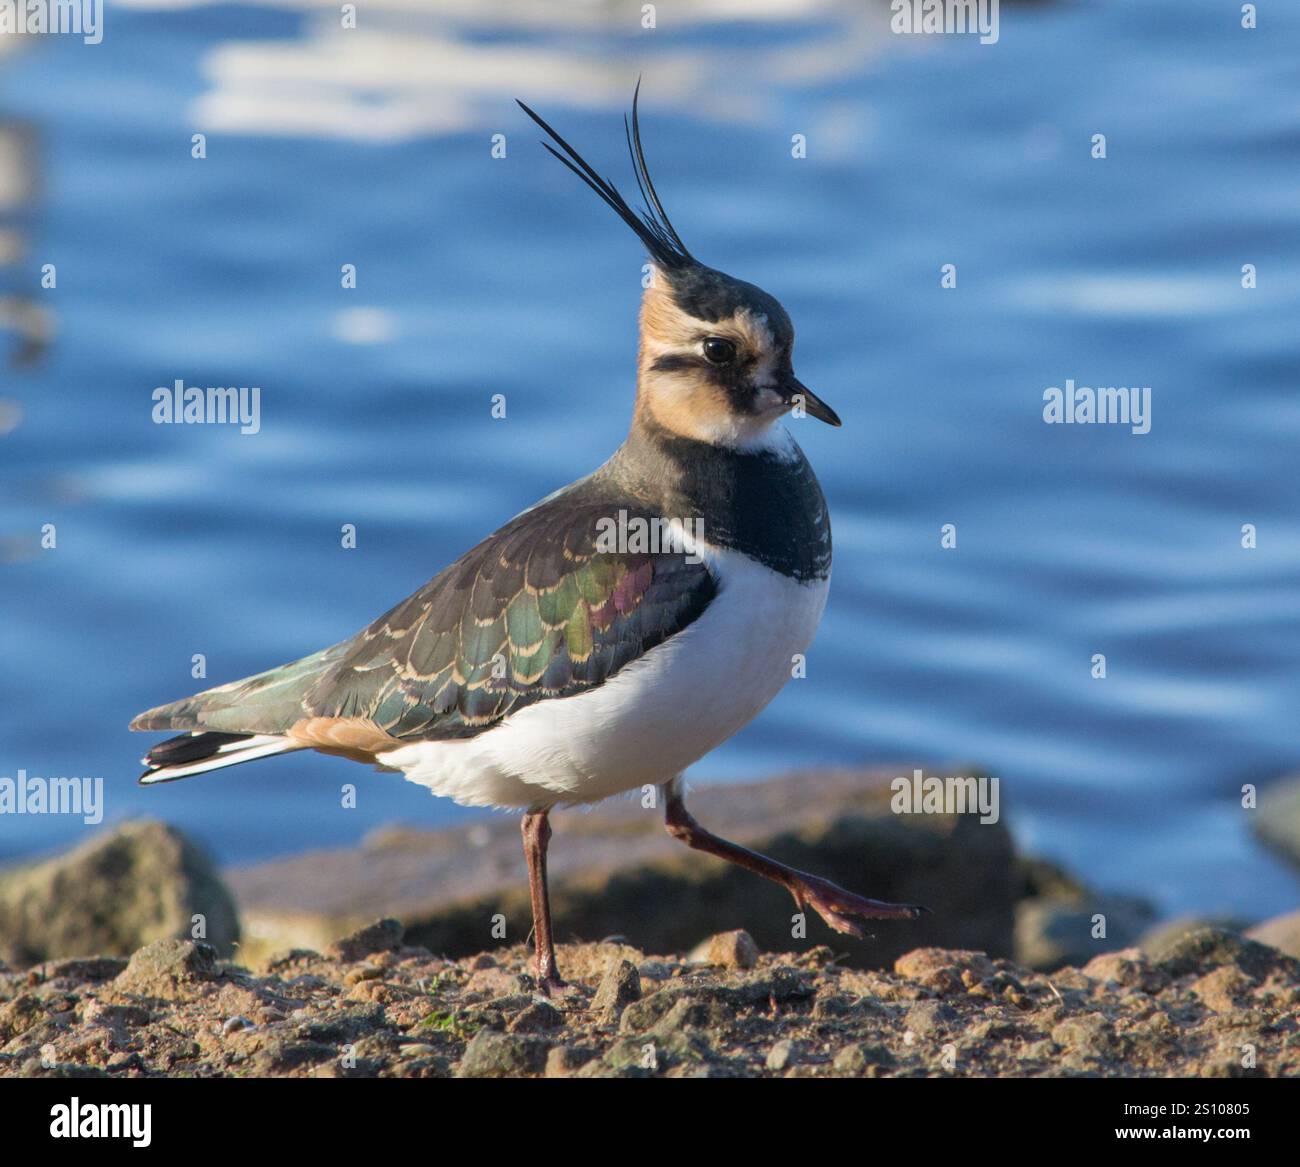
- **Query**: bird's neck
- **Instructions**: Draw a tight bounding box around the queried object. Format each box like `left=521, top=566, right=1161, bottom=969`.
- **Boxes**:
left=597, top=413, right=832, bottom=581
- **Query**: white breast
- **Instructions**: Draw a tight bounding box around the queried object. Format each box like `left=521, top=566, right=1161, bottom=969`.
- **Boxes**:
left=378, top=543, right=829, bottom=810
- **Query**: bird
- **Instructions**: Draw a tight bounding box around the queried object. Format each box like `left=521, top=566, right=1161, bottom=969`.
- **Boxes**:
left=130, top=86, right=924, bottom=993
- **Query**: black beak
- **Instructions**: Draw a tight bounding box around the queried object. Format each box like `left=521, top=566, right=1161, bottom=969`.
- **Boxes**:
left=785, top=378, right=841, bottom=427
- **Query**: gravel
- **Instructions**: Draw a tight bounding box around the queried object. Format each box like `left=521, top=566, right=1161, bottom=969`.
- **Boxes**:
left=3, top=921, right=1297, bottom=1078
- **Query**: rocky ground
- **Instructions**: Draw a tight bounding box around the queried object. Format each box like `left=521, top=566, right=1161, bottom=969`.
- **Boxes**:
left=2, top=921, right=1297, bottom=1078
left=3, top=768, right=1299, bottom=1078
left=4, top=769, right=1221, bottom=974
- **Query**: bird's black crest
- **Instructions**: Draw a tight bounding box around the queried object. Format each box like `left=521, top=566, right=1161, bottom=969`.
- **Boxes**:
left=516, top=81, right=695, bottom=272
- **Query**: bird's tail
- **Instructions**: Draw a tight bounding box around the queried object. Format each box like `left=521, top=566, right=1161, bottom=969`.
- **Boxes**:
left=137, top=731, right=300, bottom=785
left=130, top=642, right=349, bottom=783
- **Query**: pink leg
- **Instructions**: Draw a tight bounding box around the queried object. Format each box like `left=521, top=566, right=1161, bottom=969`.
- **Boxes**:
left=521, top=810, right=566, bottom=993
left=663, top=779, right=926, bottom=937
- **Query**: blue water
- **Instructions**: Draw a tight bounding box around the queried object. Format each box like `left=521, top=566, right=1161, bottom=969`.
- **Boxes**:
left=3, top=0, right=1299, bottom=921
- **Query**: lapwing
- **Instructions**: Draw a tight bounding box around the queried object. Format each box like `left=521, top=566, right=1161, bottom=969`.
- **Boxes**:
left=131, top=87, right=923, bottom=992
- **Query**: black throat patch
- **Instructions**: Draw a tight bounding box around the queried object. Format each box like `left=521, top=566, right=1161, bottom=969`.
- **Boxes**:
left=602, top=421, right=832, bottom=581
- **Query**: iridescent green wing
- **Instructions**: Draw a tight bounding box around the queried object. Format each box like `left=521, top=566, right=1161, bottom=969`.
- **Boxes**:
left=302, top=495, right=716, bottom=740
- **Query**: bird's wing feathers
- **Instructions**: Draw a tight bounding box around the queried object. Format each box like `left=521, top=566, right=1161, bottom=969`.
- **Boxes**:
left=129, top=642, right=351, bottom=735
left=131, top=494, right=717, bottom=746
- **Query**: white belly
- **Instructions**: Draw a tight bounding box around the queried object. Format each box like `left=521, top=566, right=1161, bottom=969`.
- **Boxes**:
left=378, top=544, right=829, bottom=810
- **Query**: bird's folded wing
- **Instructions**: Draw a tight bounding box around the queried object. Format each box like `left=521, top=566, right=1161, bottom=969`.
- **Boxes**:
left=132, top=494, right=717, bottom=744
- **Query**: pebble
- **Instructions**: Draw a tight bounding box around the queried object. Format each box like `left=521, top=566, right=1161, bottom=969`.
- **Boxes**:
left=456, top=1031, right=550, bottom=1078
left=592, top=959, right=641, bottom=1018
left=508, top=1000, right=564, bottom=1033
left=688, top=930, right=760, bottom=971
left=766, top=1039, right=797, bottom=1071
left=906, top=1000, right=958, bottom=1036
left=833, top=1042, right=895, bottom=1075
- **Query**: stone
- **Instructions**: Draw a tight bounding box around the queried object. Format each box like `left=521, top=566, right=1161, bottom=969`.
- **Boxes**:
left=1189, top=966, right=1254, bottom=1015
left=81, top=1001, right=151, bottom=1028
left=328, top=918, right=403, bottom=963
left=0, top=994, right=47, bottom=1042
left=764, top=967, right=816, bottom=1003
left=0, top=821, right=239, bottom=964
left=22, top=1060, right=109, bottom=1079
left=766, top=1038, right=797, bottom=1071
left=905, top=1000, right=958, bottom=1037
left=1050, top=1013, right=1123, bottom=1059
left=894, top=947, right=997, bottom=995
left=1152, top=928, right=1296, bottom=981
left=1139, top=915, right=1248, bottom=957
left=650, top=997, right=730, bottom=1037
left=612, top=1027, right=711, bottom=1071
left=456, top=1030, right=549, bottom=1077
left=591, top=958, right=641, bottom=1018
left=1251, top=773, right=1300, bottom=871
left=544, top=1044, right=593, bottom=1076
left=249, top=1039, right=336, bottom=1075
left=464, top=965, right=523, bottom=998
left=113, top=940, right=221, bottom=1001
left=833, top=1041, right=895, bottom=1075
left=1015, top=894, right=1156, bottom=971
left=507, top=1000, right=564, bottom=1033
left=1081, top=948, right=1169, bottom=993
left=812, top=993, right=857, bottom=1020
left=688, top=929, right=759, bottom=970
left=42, top=957, right=129, bottom=982
left=1245, top=910, right=1300, bottom=960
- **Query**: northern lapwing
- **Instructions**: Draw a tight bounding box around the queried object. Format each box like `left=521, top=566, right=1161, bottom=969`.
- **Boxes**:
left=131, top=87, right=923, bottom=992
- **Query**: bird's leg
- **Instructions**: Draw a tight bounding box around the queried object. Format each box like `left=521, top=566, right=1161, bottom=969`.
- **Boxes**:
left=520, top=809, right=565, bottom=994
left=661, top=778, right=926, bottom=939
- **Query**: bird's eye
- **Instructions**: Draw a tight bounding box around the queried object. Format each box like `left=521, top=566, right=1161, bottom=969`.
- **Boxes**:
left=702, top=336, right=737, bottom=366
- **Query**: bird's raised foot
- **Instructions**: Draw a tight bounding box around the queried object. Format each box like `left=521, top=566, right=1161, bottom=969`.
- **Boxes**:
left=790, top=872, right=927, bottom=939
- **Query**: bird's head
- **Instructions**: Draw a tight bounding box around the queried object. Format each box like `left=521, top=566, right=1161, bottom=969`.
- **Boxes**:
left=517, top=87, right=840, bottom=451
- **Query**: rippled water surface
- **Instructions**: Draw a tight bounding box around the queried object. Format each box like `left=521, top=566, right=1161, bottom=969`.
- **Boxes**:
left=2, top=0, right=1298, bottom=920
